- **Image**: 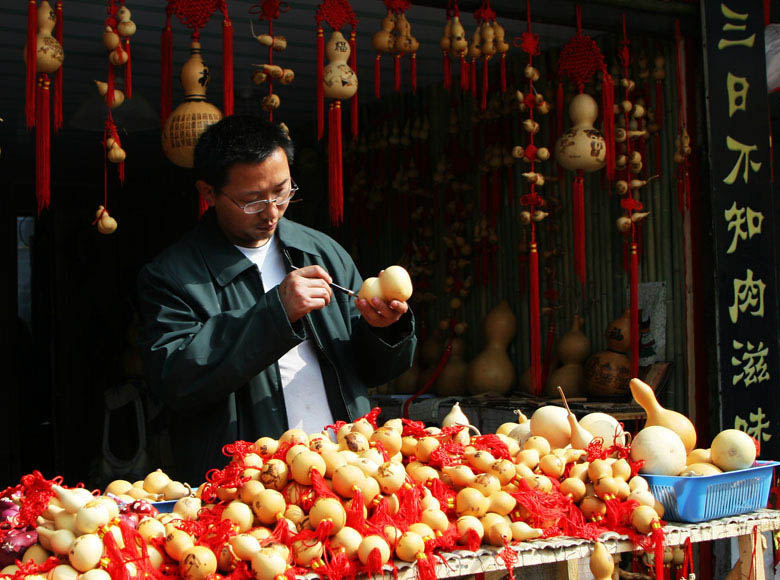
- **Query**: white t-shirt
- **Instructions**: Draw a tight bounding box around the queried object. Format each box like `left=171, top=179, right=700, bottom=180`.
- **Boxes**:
left=235, top=235, right=334, bottom=434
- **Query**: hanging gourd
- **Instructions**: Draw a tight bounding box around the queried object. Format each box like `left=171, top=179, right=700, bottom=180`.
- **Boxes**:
left=116, top=2, right=135, bottom=97
left=440, top=0, right=468, bottom=92
left=373, top=1, right=418, bottom=99
left=92, top=1, right=131, bottom=235
left=315, top=0, right=358, bottom=226
left=99, top=0, right=133, bottom=110
left=554, top=5, right=615, bottom=294
left=24, top=0, right=65, bottom=214
left=250, top=0, right=294, bottom=123
left=514, top=0, right=550, bottom=396
left=160, top=0, right=233, bottom=214
left=472, top=0, right=506, bottom=111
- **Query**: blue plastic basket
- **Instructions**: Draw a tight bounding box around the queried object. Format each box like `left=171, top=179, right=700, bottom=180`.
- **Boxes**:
left=643, top=460, right=779, bottom=523
left=151, top=499, right=178, bottom=513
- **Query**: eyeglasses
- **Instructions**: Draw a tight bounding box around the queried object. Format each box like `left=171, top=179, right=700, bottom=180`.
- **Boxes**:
left=221, top=180, right=299, bottom=214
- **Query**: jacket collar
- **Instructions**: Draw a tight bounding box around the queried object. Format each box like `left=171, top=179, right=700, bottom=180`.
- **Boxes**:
left=197, top=211, right=321, bottom=287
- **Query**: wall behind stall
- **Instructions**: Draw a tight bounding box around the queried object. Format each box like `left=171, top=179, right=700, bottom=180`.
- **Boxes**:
left=341, top=33, right=694, bottom=414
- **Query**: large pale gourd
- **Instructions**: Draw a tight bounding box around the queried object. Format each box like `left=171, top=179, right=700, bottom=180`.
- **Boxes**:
left=710, top=429, right=757, bottom=471
left=529, top=406, right=570, bottom=450
left=161, top=41, right=222, bottom=168
left=630, top=425, right=687, bottom=476
left=630, top=378, right=696, bottom=453
left=25, top=0, right=64, bottom=74
left=554, top=94, right=606, bottom=172
left=579, top=412, right=626, bottom=447
left=323, top=31, right=358, bottom=100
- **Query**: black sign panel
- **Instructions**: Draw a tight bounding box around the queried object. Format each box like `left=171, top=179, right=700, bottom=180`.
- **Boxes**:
left=702, top=0, right=780, bottom=459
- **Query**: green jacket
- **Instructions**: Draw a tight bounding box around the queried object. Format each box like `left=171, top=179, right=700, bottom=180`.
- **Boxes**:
left=137, top=212, right=416, bottom=484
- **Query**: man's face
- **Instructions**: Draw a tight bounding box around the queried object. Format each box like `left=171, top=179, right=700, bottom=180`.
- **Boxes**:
left=197, top=147, right=292, bottom=248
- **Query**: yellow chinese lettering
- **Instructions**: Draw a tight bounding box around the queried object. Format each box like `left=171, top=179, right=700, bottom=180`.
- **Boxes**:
left=724, top=202, right=764, bottom=253
left=734, top=407, right=771, bottom=442
left=731, top=339, right=770, bottom=386
left=718, top=4, right=755, bottom=50
left=723, top=136, right=762, bottom=184
left=726, top=73, right=749, bottom=117
left=728, top=269, right=766, bottom=323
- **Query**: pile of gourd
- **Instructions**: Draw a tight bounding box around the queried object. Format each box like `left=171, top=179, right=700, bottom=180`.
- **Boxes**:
left=0, top=399, right=669, bottom=580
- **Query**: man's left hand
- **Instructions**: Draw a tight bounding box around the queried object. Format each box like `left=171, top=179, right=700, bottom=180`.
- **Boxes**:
left=356, top=297, right=408, bottom=328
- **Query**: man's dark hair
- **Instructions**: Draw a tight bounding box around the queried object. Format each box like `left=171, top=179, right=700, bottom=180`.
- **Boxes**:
left=194, top=115, right=294, bottom=190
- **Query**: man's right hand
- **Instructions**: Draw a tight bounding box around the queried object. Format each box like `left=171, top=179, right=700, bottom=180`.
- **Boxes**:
left=278, top=265, right=333, bottom=323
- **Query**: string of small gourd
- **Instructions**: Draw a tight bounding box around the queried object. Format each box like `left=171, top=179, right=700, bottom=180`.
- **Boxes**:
left=249, top=0, right=295, bottom=122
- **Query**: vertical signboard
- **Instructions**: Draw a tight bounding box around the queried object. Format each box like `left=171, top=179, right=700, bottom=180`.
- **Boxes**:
left=702, top=0, right=780, bottom=457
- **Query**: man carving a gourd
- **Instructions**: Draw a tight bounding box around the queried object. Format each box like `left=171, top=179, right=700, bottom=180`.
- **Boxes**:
left=137, top=116, right=416, bottom=484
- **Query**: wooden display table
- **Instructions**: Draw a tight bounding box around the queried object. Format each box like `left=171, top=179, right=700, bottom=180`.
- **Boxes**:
left=319, top=510, right=780, bottom=580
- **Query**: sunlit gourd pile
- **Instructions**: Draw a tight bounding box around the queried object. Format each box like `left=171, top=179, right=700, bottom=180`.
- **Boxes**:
left=0, top=377, right=762, bottom=580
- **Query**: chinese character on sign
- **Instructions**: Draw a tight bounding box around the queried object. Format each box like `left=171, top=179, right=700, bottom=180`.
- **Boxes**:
left=724, top=202, right=764, bottom=253
left=718, top=3, right=756, bottom=50
left=731, top=339, right=770, bottom=386
left=735, top=407, right=771, bottom=442
left=723, top=136, right=763, bottom=184
left=729, top=269, right=766, bottom=323
left=726, top=72, right=749, bottom=117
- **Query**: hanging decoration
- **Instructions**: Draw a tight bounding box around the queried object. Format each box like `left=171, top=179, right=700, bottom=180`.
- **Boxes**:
left=613, top=15, right=654, bottom=378
left=514, top=0, right=550, bottom=396
left=471, top=0, right=508, bottom=110
left=250, top=0, right=294, bottom=123
left=25, top=0, right=65, bottom=214
left=554, top=5, right=615, bottom=293
left=316, top=0, right=359, bottom=226
left=160, top=0, right=232, bottom=175
left=92, top=0, right=132, bottom=235
left=372, top=1, right=419, bottom=99
left=440, top=0, right=468, bottom=92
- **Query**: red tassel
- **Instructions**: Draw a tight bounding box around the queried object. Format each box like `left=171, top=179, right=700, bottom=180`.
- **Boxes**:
left=572, top=171, right=586, bottom=291
left=53, top=0, right=63, bottom=132
left=328, top=101, right=343, bottom=226
left=443, top=52, right=451, bottom=90
left=500, top=53, right=507, bottom=92
left=460, top=57, right=468, bottom=91
left=411, top=52, right=417, bottom=93
left=345, top=486, right=366, bottom=532
left=118, top=160, right=125, bottom=184
left=470, top=60, right=477, bottom=99
left=222, top=17, right=234, bottom=116
left=349, top=30, right=358, bottom=139
left=652, top=525, right=665, bottom=580
left=529, top=238, right=541, bottom=396
left=481, top=57, right=488, bottom=111
left=123, top=37, right=132, bottom=99
left=630, top=240, right=639, bottom=376
left=374, top=54, right=381, bottom=99
left=602, top=73, right=615, bottom=180
left=416, top=553, right=437, bottom=580
left=160, top=18, right=173, bottom=127
left=394, top=54, right=401, bottom=92
left=36, top=75, right=51, bottom=214
left=317, top=27, right=324, bottom=140
left=107, top=61, right=115, bottom=108
left=26, top=0, right=37, bottom=129
left=555, top=82, right=564, bottom=140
